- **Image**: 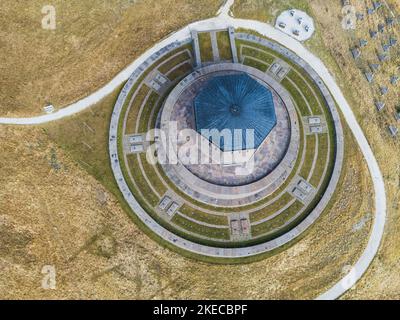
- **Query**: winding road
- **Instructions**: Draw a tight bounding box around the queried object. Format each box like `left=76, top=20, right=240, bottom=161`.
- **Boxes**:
left=0, top=0, right=386, bottom=300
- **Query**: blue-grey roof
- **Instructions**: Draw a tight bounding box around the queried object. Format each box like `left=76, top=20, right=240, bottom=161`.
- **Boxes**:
left=194, top=73, right=277, bottom=152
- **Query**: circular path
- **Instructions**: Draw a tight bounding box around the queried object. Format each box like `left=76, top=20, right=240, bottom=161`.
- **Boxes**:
left=0, top=1, right=387, bottom=300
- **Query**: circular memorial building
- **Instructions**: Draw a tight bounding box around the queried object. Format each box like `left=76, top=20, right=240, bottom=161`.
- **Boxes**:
left=109, top=28, right=343, bottom=259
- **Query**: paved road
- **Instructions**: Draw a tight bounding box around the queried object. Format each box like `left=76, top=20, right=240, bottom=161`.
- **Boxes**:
left=0, top=1, right=387, bottom=300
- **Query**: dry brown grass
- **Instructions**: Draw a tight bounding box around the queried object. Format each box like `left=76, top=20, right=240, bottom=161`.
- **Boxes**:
left=0, top=0, right=222, bottom=117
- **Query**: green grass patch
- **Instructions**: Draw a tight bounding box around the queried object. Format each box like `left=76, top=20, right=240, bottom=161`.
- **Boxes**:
left=126, top=155, right=160, bottom=207
left=138, top=91, right=160, bottom=133
left=241, top=45, right=275, bottom=65
left=281, top=78, right=311, bottom=116
left=125, top=85, right=151, bottom=134
left=172, top=214, right=231, bottom=240
left=139, top=154, right=168, bottom=196
left=198, top=32, right=214, bottom=63
left=216, top=31, right=233, bottom=61
left=310, top=134, right=329, bottom=187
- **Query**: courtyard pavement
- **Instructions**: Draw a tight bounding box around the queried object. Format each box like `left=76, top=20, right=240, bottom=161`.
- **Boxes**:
left=0, top=0, right=387, bottom=301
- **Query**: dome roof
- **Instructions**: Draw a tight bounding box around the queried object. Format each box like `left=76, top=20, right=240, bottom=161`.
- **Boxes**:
left=194, top=73, right=277, bottom=151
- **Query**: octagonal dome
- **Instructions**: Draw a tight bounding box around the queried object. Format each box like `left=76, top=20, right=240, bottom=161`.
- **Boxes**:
left=194, top=73, right=277, bottom=152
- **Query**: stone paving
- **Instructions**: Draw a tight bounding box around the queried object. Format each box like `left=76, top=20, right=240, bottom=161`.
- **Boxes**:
left=228, top=27, right=239, bottom=63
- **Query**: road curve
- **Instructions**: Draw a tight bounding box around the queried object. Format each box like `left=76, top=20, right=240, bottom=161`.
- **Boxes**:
left=0, top=4, right=386, bottom=301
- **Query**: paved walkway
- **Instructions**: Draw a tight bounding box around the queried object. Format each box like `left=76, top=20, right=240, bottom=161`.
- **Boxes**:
left=0, top=0, right=387, bottom=301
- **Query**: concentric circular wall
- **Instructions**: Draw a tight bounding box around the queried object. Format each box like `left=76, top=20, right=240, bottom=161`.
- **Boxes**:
left=109, top=29, right=344, bottom=259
